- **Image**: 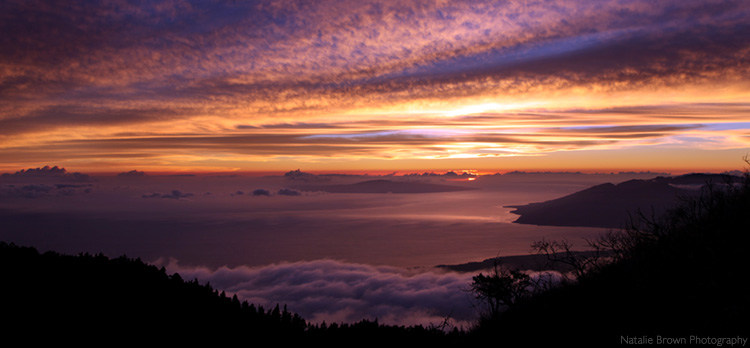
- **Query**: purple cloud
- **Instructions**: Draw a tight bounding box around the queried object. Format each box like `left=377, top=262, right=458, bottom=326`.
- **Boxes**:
left=0, top=183, right=93, bottom=198
left=1, top=166, right=90, bottom=182
left=142, top=190, right=194, bottom=200
left=117, top=170, right=146, bottom=177
left=277, top=188, right=301, bottom=196
left=252, top=188, right=271, bottom=196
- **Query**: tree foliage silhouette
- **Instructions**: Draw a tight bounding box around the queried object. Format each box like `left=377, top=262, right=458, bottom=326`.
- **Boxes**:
left=468, top=260, right=531, bottom=321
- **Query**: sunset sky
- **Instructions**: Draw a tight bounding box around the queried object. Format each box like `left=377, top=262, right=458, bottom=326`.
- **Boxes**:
left=2, top=0, right=749, bottom=174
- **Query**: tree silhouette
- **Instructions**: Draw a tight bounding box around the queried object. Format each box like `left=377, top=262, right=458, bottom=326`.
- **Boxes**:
left=468, top=260, right=531, bottom=321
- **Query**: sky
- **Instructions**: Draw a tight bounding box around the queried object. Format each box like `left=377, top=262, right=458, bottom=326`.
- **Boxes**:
left=2, top=0, right=750, bottom=174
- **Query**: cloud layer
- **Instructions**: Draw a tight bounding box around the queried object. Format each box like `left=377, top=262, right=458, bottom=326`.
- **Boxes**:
left=1, top=0, right=749, bottom=171
left=158, top=258, right=479, bottom=328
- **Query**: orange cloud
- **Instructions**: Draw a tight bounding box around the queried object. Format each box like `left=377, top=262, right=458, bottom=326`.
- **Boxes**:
left=1, top=0, right=749, bottom=172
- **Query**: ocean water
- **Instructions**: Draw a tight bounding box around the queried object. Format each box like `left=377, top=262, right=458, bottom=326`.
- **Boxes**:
left=0, top=174, right=610, bottom=268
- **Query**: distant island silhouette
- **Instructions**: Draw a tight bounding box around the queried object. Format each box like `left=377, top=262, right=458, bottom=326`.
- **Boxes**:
left=506, top=173, right=740, bottom=228
left=292, top=179, right=476, bottom=194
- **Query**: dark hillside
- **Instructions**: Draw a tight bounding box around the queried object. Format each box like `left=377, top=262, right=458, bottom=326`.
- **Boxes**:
left=472, top=174, right=750, bottom=345
left=0, top=242, right=463, bottom=345
left=0, top=243, right=308, bottom=344
left=507, top=173, right=739, bottom=228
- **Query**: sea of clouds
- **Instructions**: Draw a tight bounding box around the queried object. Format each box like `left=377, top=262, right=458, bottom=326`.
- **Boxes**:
left=156, top=258, right=480, bottom=329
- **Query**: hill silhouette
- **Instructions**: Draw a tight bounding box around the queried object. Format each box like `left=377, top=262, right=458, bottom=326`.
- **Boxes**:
left=293, top=179, right=475, bottom=194
left=471, top=172, right=750, bottom=345
left=0, top=243, right=309, bottom=344
left=507, top=173, right=739, bottom=228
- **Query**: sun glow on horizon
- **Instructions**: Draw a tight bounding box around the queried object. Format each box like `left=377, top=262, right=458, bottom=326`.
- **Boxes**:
left=442, top=102, right=547, bottom=117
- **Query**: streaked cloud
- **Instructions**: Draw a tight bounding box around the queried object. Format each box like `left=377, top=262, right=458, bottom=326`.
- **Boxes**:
left=1, top=0, right=749, bottom=172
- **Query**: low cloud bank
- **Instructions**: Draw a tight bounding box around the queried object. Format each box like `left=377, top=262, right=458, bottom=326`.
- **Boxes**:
left=1, top=166, right=90, bottom=182
left=284, top=169, right=331, bottom=183
left=117, top=170, right=146, bottom=177
left=249, top=188, right=302, bottom=196
left=156, top=259, right=479, bottom=328
left=142, top=190, right=194, bottom=200
left=277, top=188, right=301, bottom=196
left=0, top=183, right=93, bottom=198
left=252, top=189, right=271, bottom=196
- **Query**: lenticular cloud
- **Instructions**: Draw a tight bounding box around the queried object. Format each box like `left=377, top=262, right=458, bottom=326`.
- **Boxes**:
left=156, top=259, right=478, bottom=328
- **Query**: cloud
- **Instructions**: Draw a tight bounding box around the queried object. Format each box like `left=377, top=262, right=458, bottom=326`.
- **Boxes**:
left=1, top=0, right=749, bottom=169
left=1, top=166, right=91, bottom=182
left=253, top=188, right=302, bottom=196
left=1, top=184, right=54, bottom=198
left=142, top=190, right=194, bottom=200
left=2, top=110, right=747, bottom=166
left=277, top=188, right=302, bottom=196
left=117, top=170, right=146, bottom=177
left=284, top=169, right=330, bottom=183
left=252, top=189, right=271, bottom=196
left=1, top=166, right=66, bottom=177
left=244, top=122, right=347, bottom=130
left=0, top=183, right=93, bottom=198
left=0, top=106, right=198, bottom=136
left=4, top=1, right=748, bottom=117
left=156, top=258, right=479, bottom=328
